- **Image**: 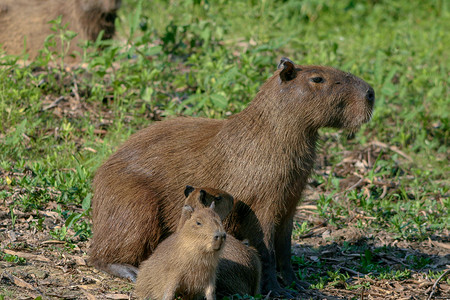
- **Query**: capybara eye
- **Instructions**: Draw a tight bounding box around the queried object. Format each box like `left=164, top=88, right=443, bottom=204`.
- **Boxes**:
left=215, top=196, right=222, bottom=201
left=311, top=77, right=325, bottom=83
left=196, top=221, right=202, bottom=226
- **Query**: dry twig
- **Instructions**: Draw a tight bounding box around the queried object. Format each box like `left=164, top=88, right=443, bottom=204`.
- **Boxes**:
left=427, top=269, right=450, bottom=300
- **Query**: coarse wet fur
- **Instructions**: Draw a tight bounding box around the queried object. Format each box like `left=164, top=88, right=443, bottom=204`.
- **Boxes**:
left=0, top=0, right=121, bottom=60
left=135, top=205, right=226, bottom=300
left=90, top=58, right=375, bottom=295
left=184, top=186, right=261, bottom=296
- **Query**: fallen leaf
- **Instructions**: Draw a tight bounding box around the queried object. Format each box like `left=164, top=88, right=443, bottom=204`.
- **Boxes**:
left=41, top=240, right=66, bottom=245
left=82, top=291, right=97, bottom=300
left=429, top=238, right=450, bottom=250
left=71, top=255, right=87, bottom=266
left=4, top=272, right=36, bottom=291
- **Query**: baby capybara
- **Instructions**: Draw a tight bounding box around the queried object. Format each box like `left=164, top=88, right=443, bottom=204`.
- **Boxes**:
left=216, top=239, right=261, bottom=297
left=135, top=204, right=226, bottom=300
left=90, top=57, right=374, bottom=295
left=183, top=186, right=235, bottom=221
left=0, top=0, right=121, bottom=60
left=184, top=186, right=261, bottom=296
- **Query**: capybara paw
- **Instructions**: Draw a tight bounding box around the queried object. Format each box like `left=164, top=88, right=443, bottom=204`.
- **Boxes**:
left=108, top=263, right=138, bottom=282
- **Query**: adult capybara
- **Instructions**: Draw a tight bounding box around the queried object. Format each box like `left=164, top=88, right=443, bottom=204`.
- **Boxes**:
left=184, top=186, right=261, bottom=297
left=0, top=0, right=121, bottom=60
left=90, top=57, right=375, bottom=295
left=135, top=204, right=226, bottom=300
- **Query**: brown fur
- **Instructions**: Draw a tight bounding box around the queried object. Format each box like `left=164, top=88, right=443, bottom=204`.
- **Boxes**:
left=183, top=186, right=235, bottom=221
left=217, top=239, right=261, bottom=297
left=0, top=0, right=121, bottom=60
left=90, top=58, right=374, bottom=294
left=184, top=186, right=261, bottom=296
left=135, top=205, right=226, bottom=300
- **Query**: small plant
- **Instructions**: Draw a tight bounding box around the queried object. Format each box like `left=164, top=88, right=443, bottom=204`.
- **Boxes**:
left=50, top=194, right=92, bottom=242
left=1, top=252, right=27, bottom=265
left=407, top=255, right=432, bottom=270
left=293, top=221, right=311, bottom=238
left=40, top=16, right=78, bottom=66
left=328, top=270, right=349, bottom=288
left=360, top=249, right=375, bottom=272
left=376, top=269, right=412, bottom=280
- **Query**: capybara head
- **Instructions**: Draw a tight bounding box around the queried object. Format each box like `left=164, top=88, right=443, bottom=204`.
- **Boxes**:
left=272, top=57, right=374, bottom=132
left=178, top=204, right=226, bottom=252
left=184, top=186, right=234, bottom=221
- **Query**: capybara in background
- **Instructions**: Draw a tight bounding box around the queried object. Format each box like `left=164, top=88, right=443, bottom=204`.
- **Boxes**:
left=0, top=0, right=121, bottom=60
left=90, top=57, right=375, bottom=295
left=184, top=186, right=261, bottom=296
left=135, top=204, right=226, bottom=300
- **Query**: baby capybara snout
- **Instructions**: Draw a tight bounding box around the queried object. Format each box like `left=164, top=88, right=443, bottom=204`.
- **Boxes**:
left=212, top=231, right=227, bottom=251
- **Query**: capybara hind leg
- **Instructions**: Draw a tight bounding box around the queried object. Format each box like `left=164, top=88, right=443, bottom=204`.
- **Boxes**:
left=275, top=216, right=309, bottom=290
left=102, top=263, right=139, bottom=282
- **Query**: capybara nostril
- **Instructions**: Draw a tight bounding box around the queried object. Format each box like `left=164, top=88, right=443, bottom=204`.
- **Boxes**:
left=366, top=87, right=375, bottom=106
left=214, top=232, right=226, bottom=242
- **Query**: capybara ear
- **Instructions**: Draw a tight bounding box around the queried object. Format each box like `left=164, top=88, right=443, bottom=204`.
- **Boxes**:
left=278, top=57, right=297, bottom=82
left=209, top=201, right=216, bottom=210
left=184, top=185, right=195, bottom=197
left=199, top=189, right=208, bottom=207
left=177, top=205, right=195, bottom=230
left=181, top=205, right=194, bottom=219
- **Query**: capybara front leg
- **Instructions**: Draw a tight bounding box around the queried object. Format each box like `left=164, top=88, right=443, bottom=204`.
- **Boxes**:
left=275, top=215, right=309, bottom=290
left=256, top=221, right=294, bottom=298
left=204, top=279, right=216, bottom=300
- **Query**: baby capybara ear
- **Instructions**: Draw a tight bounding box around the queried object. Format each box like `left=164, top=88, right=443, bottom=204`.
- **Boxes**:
left=278, top=57, right=297, bottom=82
left=182, top=205, right=194, bottom=217
left=199, top=189, right=209, bottom=207
left=177, top=205, right=195, bottom=230
left=184, top=185, right=195, bottom=197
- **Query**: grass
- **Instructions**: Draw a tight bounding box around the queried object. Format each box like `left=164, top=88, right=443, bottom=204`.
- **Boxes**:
left=1, top=0, right=449, bottom=298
